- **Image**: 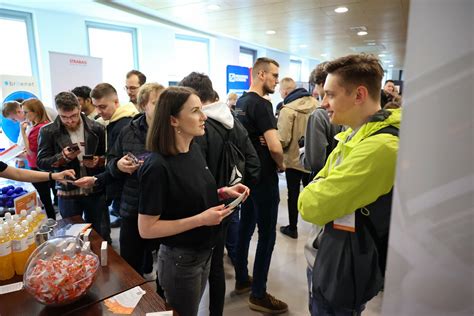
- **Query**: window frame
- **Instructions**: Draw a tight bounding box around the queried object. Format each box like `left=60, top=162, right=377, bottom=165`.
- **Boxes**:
left=85, top=21, right=139, bottom=69
left=239, top=46, right=256, bottom=67
left=290, top=59, right=302, bottom=82
left=0, top=9, right=40, bottom=89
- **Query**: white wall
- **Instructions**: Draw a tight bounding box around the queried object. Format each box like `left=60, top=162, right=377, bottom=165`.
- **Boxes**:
left=1, top=2, right=319, bottom=109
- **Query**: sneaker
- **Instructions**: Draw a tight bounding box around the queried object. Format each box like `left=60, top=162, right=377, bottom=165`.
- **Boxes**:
left=249, top=292, right=288, bottom=314
left=143, top=271, right=157, bottom=281
left=280, top=225, right=298, bottom=239
left=235, top=276, right=253, bottom=294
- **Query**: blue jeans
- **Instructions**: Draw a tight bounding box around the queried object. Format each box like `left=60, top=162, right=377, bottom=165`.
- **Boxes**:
left=235, top=175, right=280, bottom=298
left=158, top=245, right=212, bottom=316
left=58, top=193, right=110, bottom=242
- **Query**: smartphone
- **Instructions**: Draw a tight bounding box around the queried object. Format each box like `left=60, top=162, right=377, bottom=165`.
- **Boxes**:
left=68, top=143, right=80, bottom=152
left=126, top=152, right=139, bottom=165
left=83, top=155, right=94, bottom=160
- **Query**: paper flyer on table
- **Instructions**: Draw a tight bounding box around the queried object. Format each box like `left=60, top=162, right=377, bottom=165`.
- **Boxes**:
left=104, top=286, right=146, bottom=314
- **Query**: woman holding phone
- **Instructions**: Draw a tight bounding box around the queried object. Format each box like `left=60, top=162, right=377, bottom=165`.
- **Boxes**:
left=138, top=87, right=249, bottom=316
left=20, top=99, right=56, bottom=219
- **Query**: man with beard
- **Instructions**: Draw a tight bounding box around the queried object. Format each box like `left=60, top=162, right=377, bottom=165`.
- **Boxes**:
left=234, top=57, right=288, bottom=314
left=37, top=92, right=110, bottom=241
left=125, top=70, right=146, bottom=111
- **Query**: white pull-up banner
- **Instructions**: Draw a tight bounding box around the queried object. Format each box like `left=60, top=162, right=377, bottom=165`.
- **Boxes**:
left=49, top=51, right=103, bottom=98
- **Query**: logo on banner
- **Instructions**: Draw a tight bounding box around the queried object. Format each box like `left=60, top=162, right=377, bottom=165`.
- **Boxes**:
left=69, top=58, right=88, bottom=66
left=3, top=80, right=35, bottom=88
left=229, top=73, right=249, bottom=83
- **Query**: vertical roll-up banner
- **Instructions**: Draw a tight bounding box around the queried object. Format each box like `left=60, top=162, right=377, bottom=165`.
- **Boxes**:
left=49, top=51, right=103, bottom=100
left=382, top=0, right=473, bottom=315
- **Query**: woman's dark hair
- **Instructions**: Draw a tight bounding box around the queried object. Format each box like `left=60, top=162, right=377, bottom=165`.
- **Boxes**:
left=146, top=86, right=196, bottom=156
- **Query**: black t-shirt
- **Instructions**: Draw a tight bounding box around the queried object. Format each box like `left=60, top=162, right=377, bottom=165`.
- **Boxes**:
left=0, top=161, right=7, bottom=172
left=235, top=91, right=278, bottom=180
left=138, top=143, right=220, bottom=249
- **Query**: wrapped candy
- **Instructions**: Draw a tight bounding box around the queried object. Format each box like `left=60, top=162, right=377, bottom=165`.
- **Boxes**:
left=23, top=236, right=99, bottom=306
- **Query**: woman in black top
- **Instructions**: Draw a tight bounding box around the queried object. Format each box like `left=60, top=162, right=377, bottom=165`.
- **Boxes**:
left=138, top=87, right=249, bottom=316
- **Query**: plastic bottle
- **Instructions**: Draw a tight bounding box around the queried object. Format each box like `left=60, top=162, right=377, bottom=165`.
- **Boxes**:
left=35, top=207, right=46, bottom=227
left=12, top=214, right=20, bottom=224
left=30, top=210, right=39, bottom=230
left=4, top=212, right=12, bottom=222
left=0, top=226, right=14, bottom=280
left=26, top=215, right=36, bottom=234
left=11, top=225, right=29, bottom=275
left=3, top=222, right=14, bottom=240
left=21, top=220, right=36, bottom=257
left=20, top=209, right=28, bottom=221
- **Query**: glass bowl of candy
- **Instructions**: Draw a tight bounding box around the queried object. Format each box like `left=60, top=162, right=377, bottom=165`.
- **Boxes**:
left=23, top=236, right=99, bottom=306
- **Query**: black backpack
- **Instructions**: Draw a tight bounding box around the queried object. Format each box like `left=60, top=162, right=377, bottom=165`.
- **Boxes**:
left=206, top=119, right=245, bottom=187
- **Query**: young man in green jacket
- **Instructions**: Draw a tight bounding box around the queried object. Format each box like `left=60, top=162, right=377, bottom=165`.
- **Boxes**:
left=298, top=54, right=401, bottom=315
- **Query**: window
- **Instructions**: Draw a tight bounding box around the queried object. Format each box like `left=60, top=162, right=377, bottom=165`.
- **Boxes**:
left=239, top=47, right=256, bottom=68
left=289, top=59, right=302, bottom=82
left=86, top=22, right=138, bottom=103
left=174, top=35, right=209, bottom=80
left=0, top=9, right=39, bottom=79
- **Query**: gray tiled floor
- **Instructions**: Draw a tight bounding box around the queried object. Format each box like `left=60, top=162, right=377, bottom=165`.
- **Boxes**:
left=109, top=174, right=383, bottom=315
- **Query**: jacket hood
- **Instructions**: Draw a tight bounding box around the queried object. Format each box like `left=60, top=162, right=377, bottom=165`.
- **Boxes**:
left=284, top=95, right=317, bottom=114
left=110, top=102, right=139, bottom=123
left=284, top=88, right=311, bottom=104
left=336, top=108, right=402, bottom=147
left=203, top=101, right=234, bottom=129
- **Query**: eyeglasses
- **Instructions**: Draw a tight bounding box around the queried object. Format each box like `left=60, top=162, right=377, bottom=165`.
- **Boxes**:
left=124, top=86, right=140, bottom=92
left=59, top=112, right=80, bottom=121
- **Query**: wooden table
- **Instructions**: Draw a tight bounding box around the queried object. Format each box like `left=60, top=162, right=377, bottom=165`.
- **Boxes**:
left=0, top=216, right=173, bottom=316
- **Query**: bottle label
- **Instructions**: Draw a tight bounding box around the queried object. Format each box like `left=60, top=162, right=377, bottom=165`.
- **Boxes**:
left=0, top=241, right=12, bottom=256
left=27, top=233, right=34, bottom=246
left=12, top=239, right=28, bottom=252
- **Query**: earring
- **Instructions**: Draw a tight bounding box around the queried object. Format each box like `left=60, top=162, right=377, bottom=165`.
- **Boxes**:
left=177, top=128, right=181, bottom=134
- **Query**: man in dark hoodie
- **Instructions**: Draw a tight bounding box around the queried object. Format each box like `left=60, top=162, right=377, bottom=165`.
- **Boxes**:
left=277, top=77, right=317, bottom=239
left=179, top=72, right=260, bottom=316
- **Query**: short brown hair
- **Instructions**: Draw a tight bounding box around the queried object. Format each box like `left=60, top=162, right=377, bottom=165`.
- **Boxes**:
left=22, top=98, right=50, bottom=123
left=252, top=57, right=279, bottom=79
left=325, top=54, right=384, bottom=102
left=146, top=86, right=197, bottom=156
left=2, top=101, right=21, bottom=117
left=55, top=92, right=80, bottom=111
left=126, top=70, right=146, bottom=86
left=90, top=83, right=117, bottom=100
left=279, top=77, right=296, bottom=91
left=137, top=83, right=165, bottom=111
left=309, top=61, right=329, bottom=86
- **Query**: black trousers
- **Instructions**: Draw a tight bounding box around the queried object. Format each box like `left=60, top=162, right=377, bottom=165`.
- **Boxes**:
left=120, top=216, right=154, bottom=275
left=285, top=168, right=311, bottom=230
left=31, top=168, right=56, bottom=219
left=208, top=218, right=233, bottom=316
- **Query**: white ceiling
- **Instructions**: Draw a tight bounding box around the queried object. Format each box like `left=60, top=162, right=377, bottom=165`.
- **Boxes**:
left=4, top=0, right=410, bottom=68
left=118, top=0, right=410, bottom=68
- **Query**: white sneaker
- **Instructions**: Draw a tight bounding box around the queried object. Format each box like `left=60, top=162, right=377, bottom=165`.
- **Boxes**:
left=143, top=271, right=156, bottom=281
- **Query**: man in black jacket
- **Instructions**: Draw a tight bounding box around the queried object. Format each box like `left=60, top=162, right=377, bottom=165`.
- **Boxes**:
left=74, top=83, right=138, bottom=229
left=107, top=83, right=164, bottom=283
left=179, top=72, right=260, bottom=316
left=37, top=92, right=110, bottom=241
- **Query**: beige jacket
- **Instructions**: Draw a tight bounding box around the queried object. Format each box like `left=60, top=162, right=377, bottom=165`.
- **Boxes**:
left=278, top=96, right=317, bottom=172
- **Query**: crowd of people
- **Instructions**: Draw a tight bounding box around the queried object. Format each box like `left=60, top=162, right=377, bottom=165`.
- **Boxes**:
left=1, top=53, right=402, bottom=316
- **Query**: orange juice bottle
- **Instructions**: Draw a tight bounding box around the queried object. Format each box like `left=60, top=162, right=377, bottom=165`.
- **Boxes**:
left=0, top=226, right=14, bottom=280
left=35, top=207, right=46, bottom=227
left=26, top=215, right=36, bottom=234
left=11, top=225, right=29, bottom=275
left=21, top=220, right=36, bottom=257
left=20, top=209, right=27, bottom=221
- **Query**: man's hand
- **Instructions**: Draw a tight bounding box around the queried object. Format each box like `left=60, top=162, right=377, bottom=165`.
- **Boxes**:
left=20, top=122, right=29, bottom=133
left=278, top=162, right=286, bottom=173
left=73, top=176, right=96, bottom=188
left=117, top=155, right=141, bottom=174
left=83, top=156, right=100, bottom=169
left=62, top=145, right=81, bottom=161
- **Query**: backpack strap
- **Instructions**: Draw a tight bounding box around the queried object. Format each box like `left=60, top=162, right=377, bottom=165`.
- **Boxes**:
left=369, top=125, right=399, bottom=137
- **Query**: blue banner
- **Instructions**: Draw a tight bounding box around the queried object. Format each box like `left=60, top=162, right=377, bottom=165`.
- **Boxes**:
left=226, top=65, right=251, bottom=95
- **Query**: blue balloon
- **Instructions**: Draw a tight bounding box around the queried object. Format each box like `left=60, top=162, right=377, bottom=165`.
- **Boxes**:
left=1, top=90, right=38, bottom=143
